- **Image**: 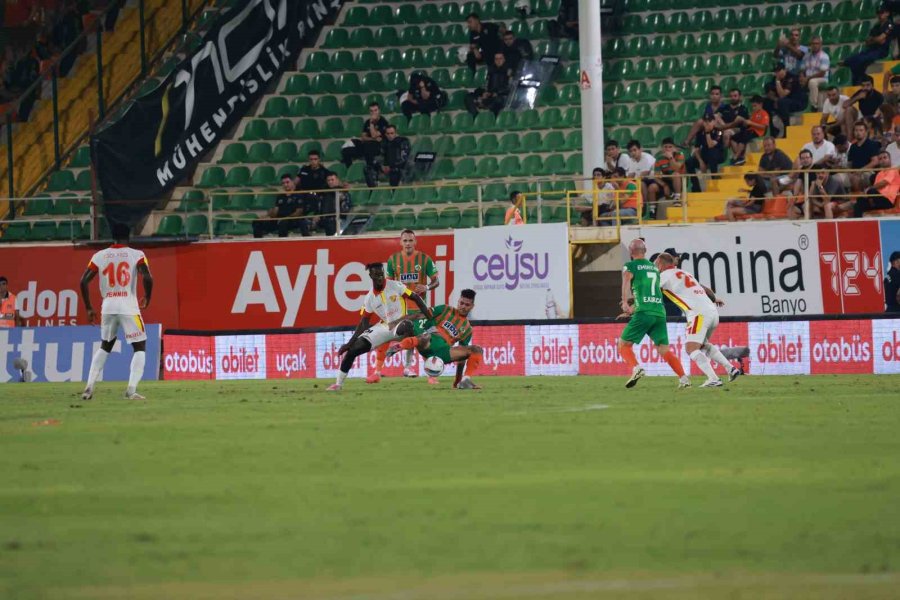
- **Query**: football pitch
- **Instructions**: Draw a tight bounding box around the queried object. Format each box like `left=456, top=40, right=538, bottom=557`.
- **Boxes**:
left=2, top=375, right=899, bottom=599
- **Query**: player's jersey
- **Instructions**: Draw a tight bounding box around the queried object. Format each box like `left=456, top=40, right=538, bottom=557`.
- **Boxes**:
left=360, top=279, right=412, bottom=323
left=427, top=304, right=473, bottom=346
left=659, top=267, right=716, bottom=315
left=385, top=250, right=437, bottom=293
left=87, top=245, right=148, bottom=315
left=623, top=259, right=665, bottom=316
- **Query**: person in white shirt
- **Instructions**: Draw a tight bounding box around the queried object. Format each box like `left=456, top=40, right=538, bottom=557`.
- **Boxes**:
left=887, top=125, right=900, bottom=167
left=620, top=140, right=656, bottom=211
left=328, top=263, right=433, bottom=391
left=79, top=223, right=153, bottom=400
left=654, top=252, right=741, bottom=387
left=800, top=36, right=830, bottom=110
left=801, top=125, right=836, bottom=165
left=821, top=85, right=855, bottom=139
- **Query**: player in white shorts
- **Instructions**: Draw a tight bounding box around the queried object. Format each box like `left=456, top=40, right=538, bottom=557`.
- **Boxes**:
left=655, top=252, right=741, bottom=387
left=327, top=263, right=433, bottom=391
left=79, top=223, right=153, bottom=400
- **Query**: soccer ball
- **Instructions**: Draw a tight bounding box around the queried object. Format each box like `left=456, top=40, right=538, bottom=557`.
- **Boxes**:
left=423, top=356, right=445, bottom=377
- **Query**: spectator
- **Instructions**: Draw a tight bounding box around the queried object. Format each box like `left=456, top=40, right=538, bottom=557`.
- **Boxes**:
left=297, top=150, right=331, bottom=192
left=365, top=124, right=410, bottom=188
left=604, top=140, right=627, bottom=172
left=341, top=102, right=389, bottom=169
left=501, top=30, right=534, bottom=74
left=728, top=95, right=770, bottom=166
left=887, top=124, right=900, bottom=166
left=550, top=0, right=578, bottom=40
left=800, top=35, right=830, bottom=110
left=847, top=120, right=882, bottom=192
left=0, top=275, right=24, bottom=327
left=764, top=63, right=807, bottom=138
left=724, top=174, right=767, bottom=221
left=808, top=168, right=847, bottom=220
left=840, top=4, right=895, bottom=85
left=597, top=167, right=639, bottom=225
left=853, top=150, right=900, bottom=217
left=587, top=167, right=616, bottom=225
left=465, top=13, right=504, bottom=73
left=844, top=75, right=885, bottom=134
left=758, top=136, right=794, bottom=195
left=650, top=137, right=685, bottom=210
left=827, top=134, right=852, bottom=190
left=717, top=88, right=750, bottom=162
left=252, top=174, right=309, bottom=238
left=880, top=75, right=900, bottom=130
left=789, top=148, right=815, bottom=200
left=885, top=250, right=900, bottom=313
left=821, top=86, right=854, bottom=138
left=801, top=125, right=836, bottom=165
left=685, top=116, right=724, bottom=192
left=400, top=72, right=446, bottom=121
left=773, top=28, right=808, bottom=76
left=620, top=139, right=656, bottom=204
left=316, top=172, right=352, bottom=236
left=505, top=190, right=525, bottom=225
left=465, top=51, right=511, bottom=117
left=53, top=0, right=84, bottom=77
left=682, top=86, right=725, bottom=147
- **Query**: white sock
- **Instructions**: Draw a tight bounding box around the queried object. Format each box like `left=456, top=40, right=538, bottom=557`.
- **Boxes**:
left=690, top=350, right=718, bottom=381
left=336, top=371, right=348, bottom=385
left=126, top=351, right=145, bottom=395
left=403, top=349, right=414, bottom=368
left=85, top=349, right=109, bottom=390
left=704, top=344, right=734, bottom=371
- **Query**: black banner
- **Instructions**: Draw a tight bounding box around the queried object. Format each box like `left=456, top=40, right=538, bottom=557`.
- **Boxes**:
left=91, top=0, right=342, bottom=226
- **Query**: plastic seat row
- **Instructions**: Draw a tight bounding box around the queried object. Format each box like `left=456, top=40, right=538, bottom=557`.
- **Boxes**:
left=1, top=220, right=92, bottom=242
left=46, top=170, right=93, bottom=192
left=620, top=0, right=872, bottom=12
left=368, top=203, right=575, bottom=232
left=21, top=194, right=92, bottom=216
left=284, top=67, right=492, bottom=97
left=342, top=0, right=560, bottom=27
left=429, top=153, right=583, bottom=179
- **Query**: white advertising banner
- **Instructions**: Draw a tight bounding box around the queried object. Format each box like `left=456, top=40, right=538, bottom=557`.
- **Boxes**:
left=214, top=334, right=267, bottom=380
left=873, top=319, right=900, bottom=374
left=453, top=223, right=571, bottom=320
left=622, top=222, right=824, bottom=317
left=525, top=324, right=580, bottom=376
left=748, top=321, right=810, bottom=376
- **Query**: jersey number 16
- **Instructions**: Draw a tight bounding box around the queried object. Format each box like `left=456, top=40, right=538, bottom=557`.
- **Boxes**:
left=102, top=262, right=131, bottom=287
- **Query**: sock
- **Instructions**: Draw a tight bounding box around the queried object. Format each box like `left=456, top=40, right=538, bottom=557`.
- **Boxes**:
left=375, top=344, right=387, bottom=374
left=336, top=371, right=348, bottom=385
left=664, top=350, right=686, bottom=377
left=704, top=344, right=734, bottom=372
left=399, top=337, right=418, bottom=351
left=126, top=351, right=145, bottom=395
left=620, top=344, right=638, bottom=369
left=403, top=348, right=414, bottom=368
left=466, top=352, right=483, bottom=374
left=690, top=349, right=718, bottom=380
left=85, top=348, right=109, bottom=390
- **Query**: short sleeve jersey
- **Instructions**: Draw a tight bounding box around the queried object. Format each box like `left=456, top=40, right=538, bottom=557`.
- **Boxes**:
left=386, top=250, right=438, bottom=292
left=87, top=245, right=148, bottom=315
left=659, top=268, right=716, bottom=315
left=428, top=304, right=473, bottom=346
left=360, top=280, right=412, bottom=323
left=748, top=109, right=770, bottom=136
left=624, top=259, right=666, bottom=316
left=654, top=150, right=686, bottom=175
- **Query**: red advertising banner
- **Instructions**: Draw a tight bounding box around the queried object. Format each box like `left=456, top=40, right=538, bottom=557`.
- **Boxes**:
left=817, top=221, right=884, bottom=315
left=809, top=319, right=874, bottom=375
left=162, top=334, right=215, bottom=380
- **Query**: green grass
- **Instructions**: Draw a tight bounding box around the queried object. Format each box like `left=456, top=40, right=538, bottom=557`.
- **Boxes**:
left=1, top=375, right=900, bottom=599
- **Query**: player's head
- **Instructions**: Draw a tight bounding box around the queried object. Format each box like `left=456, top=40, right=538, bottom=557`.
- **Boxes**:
left=366, top=262, right=385, bottom=287
left=654, top=252, right=676, bottom=271
left=628, top=238, right=646, bottom=259
left=111, top=222, right=130, bottom=244
left=0, top=276, right=7, bottom=296
left=400, top=229, right=416, bottom=254
left=457, top=289, right=476, bottom=316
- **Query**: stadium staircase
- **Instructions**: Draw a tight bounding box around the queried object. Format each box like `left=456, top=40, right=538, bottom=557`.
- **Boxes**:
left=1, top=0, right=888, bottom=241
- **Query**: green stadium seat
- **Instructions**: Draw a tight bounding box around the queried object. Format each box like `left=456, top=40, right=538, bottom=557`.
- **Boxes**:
left=368, top=188, right=394, bottom=207
left=763, top=5, right=786, bottom=26
left=294, top=119, right=320, bottom=139
left=424, top=47, right=454, bottom=68
left=72, top=172, right=90, bottom=191
left=696, top=33, right=720, bottom=55
left=232, top=214, right=255, bottom=237
left=270, top=141, right=296, bottom=164
left=284, top=74, right=309, bottom=95
left=269, top=119, right=295, bottom=139
left=343, top=6, right=367, bottom=25
left=322, top=28, right=349, bottom=49
left=449, top=135, right=476, bottom=157
left=562, top=107, right=581, bottom=128
left=497, top=156, right=521, bottom=177
left=312, top=95, right=339, bottom=117
left=483, top=205, right=506, bottom=226
left=689, top=10, right=713, bottom=31
left=514, top=109, right=540, bottom=131
left=458, top=207, right=479, bottom=228
left=539, top=154, right=565, bottom=176
left=330, top=50, right=354, bottom=72
left=705, top=55, right=728, bottom=76
left=564, top=154, right=582, bottom=174
left=416, top=208, right=440, bottom=230
left=497, top=133, right=520, bottom=154
left=305, top=51, right=329, bottom=72
left=399, top=25, right=423, bottom=46
left=437, top=187, right=461, bottom=204
left=69, top=146, right=91, bottom=168
left=672, top=33, right=697, bottom=56
left=177, top=190, right=205, bottom=212
left=24, top=197, right=51, bottom=216
left=156, top=214, right=184, bottom=236
left=345, top=162, right=365, bottom=183
left=422, top=24, right=445, bottom=45
left=472, top=157, right=497, bottom=178
left=416, top=187, right=442, bottom=205
left=562, top=130, right=582, bottom=151
left=623, top=104, right=652, bottom=126
left=474, top=134, right=499, bottom=155
left=298, top=140, right=322, bottom=159
left=198, top=167, right=225, bottom=188
left=2, top=222, right=30, bottom=242
left=287, top=97, right=312, bottom=117
left=47, top=170, right=76, bottom=191
left=667, top=12, right=690, bottom=33
left=451, top=157, right=474, bottom=179
left=635, top=58, right=657, bottom=79
left=348, top=27, right=375, bottom=48
left=809, top=2, right=833, bottom=22
left=49, top=194, right=77, bottom=215
left=558, top=63, right=579, bottom=83
left=261, top=96, right=288, bottom=118
left=28, top=222, right=58, bottom=241
left=737, top=7, right=760, bottom=28
left=247, top=142, right=273, bottom=164
left=220, top=143, right=247, bottom=164
left=369, top=210, right=394, bottom=232
left=649, top=35, right=673, bottom=56
left=379, top=49, right=402, bottom=70
left=652, top=102, right=677, bottom=124
left=393, top=208, right=416, bottom=230
left=250, top=166, right=277, bottom=187
left=224, top=166, right=250, bottom=187
left=437, top=207, right=461, bottom=228
left=338, top=73, right=362, bottom=94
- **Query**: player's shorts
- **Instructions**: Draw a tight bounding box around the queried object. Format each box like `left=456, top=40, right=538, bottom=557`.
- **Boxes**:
left=360, top=322, right=401, bottom=348
left=101, top=313, right=147, bottom=344
left=621, top=311, right=668, bottom=346
left=685, top=310, right=719, bottom=346
left=421, top=335, right=454, bottom=363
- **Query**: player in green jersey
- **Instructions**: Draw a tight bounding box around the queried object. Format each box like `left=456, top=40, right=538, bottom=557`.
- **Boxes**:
left=619, top=239, right=690, bottom=389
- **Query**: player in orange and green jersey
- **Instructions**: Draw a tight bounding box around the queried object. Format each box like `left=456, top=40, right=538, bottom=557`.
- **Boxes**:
left=388, top=289, right=484, bottom=389
left=381, top=229, right=440, bottom=378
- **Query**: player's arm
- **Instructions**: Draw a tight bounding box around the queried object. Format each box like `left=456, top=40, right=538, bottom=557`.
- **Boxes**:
left=703, top=284, right=725, bottom=307
left=339, top=315, right=371, bottom=355
left=406, top=289, right=433, bottom=320
left=620, top=269, right=634, bottom=314
left=79, top=266, right=98, bottom=323
left=138, top=262, right=153, bottom=309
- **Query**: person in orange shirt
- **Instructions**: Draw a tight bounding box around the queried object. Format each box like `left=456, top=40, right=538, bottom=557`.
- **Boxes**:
left=505, top=190, right=525, bottom=225
left=0, top=276, right=24, bottom=328
left=598, top=167, right=640, bottom=225
left=728, top=95, right=770, bottom=166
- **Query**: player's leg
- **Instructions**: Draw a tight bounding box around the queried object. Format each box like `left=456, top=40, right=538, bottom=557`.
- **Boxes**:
left=618, top=313, right=647, bottom=388
left=83, top=314, right=118, bottom=399
left=329, top=336, right=373, bottom=390
left=364, top=321, right=411, bottom=383
left=121, top=315, right=148, bottom=399
left=701, top=314, right=741, bottom=381
left=650, top=316, right=689, bottom=387
left=685, top=314, right=720, bottom=387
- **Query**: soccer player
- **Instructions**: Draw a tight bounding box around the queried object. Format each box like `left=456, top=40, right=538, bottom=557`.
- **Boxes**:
left=387, top=289, right=484, bottom=390
left=328, top=263, right=433, bottom=391
left=79, top=223, right=153, bottom=400
left=619, top=239, right=690, bottom=389
left=0, top=276, right=23, bottom=328
left=383, top=229, right=440, bottom=379
left=654, top=252, right=742, bottom=387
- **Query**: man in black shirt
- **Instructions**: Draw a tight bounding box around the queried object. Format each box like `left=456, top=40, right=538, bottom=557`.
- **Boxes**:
left=365, top=124, right=411, bottom=188
left=341, top=102, right=389, bottom=168
left=764, top=63, right=808, bottom=138
left=400, top=73, right=446, bottom=120
left=847, top=120, right=882, bottom=191
left=252, top=174, right=310, bottom=238
left=684, top=116, right=724, bottom=192
left=465, top=52, right=512, bottom=117
left=717, top=88, right=750, bottom=163
left=501, top=30, right=534, bottom=74
left=466, top=13, right=504, bottom=72
left=757, top=136, right=794, bottom=194
left=315, top=172, right=353, bottom=237
left=844, top=75, right=885, bottom=132
left=885, top=250, right=900, bottom=313
left=841, top=4, right=896, bottom=84
left=297, top=150, right=330, bottom=192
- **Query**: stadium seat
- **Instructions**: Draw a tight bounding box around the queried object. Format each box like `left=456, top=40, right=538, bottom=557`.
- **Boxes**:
left=156, top=214, right=184, bottom=236
left=393, top=209, right=416, bottom=230
left=220, top=143, right=248, bottom=164
left=177, top=190, right=206, bottom=212
left=47, top=170, right=76, bottom=191
left=247, top=142, right=273, bottom=163
left=198, top=167, right=225, bottom=188
left=369, top=211, right=394, bottom=232
left=474, top=134, right=499, bottom=155
left=484, top=205, right=506, bottom=226
left=24, top=197, right=51, bottom=216
left=28, top=222, right=58, bottom=241
left=458, top=207, right=479, bottom=228
left=437, top=207, right=461, bottom=228
left=69, top=146, right=91, bottom=168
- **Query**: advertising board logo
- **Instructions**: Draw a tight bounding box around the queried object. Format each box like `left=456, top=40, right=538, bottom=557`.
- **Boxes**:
left=749, top=322, right=809, bottom=375
left=473, top=236, right=550, bottom=291
left=215, top=335, right=266, bottom=380
left=164, top=349, right=214, bottom=376
left=526, top=325, right=579, bottom=376
left=15, top=281, right=79, bottom=326
left=810, top=320, right=873, bottom=374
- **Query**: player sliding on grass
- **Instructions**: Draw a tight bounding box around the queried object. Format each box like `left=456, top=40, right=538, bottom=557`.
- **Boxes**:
left=619, top=239, right=690, bottom=389
left=328, top=263, right=433, bottom=391
left=386, top=289, right=484, bottom=390
left=655, top=252, right=742, bottom=387
left=79, top=223, right=153, bottom=400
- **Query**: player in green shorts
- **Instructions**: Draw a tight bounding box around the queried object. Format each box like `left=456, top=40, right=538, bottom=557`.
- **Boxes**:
left=618, top=239, right=690, bottom=389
